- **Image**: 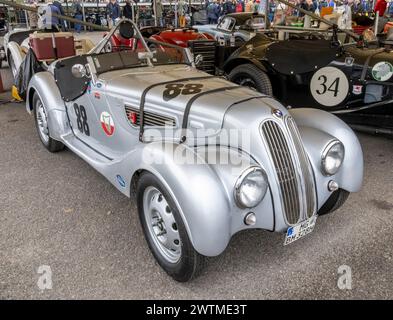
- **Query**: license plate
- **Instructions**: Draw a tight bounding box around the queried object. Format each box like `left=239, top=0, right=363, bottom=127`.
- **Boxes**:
left=284, top=216, right=317, bottom=246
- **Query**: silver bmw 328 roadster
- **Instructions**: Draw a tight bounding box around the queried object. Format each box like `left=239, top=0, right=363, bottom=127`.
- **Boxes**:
left=15, top=20, right=363, bottom=281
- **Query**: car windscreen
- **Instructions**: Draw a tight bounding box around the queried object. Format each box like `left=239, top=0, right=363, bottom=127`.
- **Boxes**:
left=92, top=47, right=187, bottom=75
left=242, top=17, right=266, bottom=30
left=218, top=17, right=236, bottom=31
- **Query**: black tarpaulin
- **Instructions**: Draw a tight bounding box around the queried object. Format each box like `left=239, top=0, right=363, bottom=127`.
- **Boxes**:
left=14, top=49, right=44, bottom=100
left=265, top=39, right=341, bottom=75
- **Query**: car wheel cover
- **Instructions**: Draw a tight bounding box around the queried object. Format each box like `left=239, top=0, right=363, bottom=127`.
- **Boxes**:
left=9, top=55, right=17, bottom=78
left=236, top=75, right=257, bottom=89
left=36, top=99, right=50, bottom=144
left=143, top=186, right=182, bottom=264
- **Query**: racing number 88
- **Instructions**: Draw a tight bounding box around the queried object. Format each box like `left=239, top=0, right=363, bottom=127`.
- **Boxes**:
left=163, top=83, right=203, bottom=101
left=73, top=104, right=90, bottom=136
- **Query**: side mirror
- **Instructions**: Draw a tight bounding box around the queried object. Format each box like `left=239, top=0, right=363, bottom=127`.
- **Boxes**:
left=194, top=54, right=203, bottom=67
left=71, top=64, right=87, bottom=78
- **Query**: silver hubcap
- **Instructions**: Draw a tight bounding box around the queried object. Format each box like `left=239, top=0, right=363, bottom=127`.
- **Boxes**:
left=36, top=100, right=49, bottom=144
left=143, top=186, right=181, bottom=263
left=9, top=56, right=17, bottom=78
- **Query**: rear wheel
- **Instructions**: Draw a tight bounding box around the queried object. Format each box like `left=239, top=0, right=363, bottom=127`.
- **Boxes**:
left=318, top=189, right=349, bottom=216
left=228, top=63, right=273, bottom=96
left=137, top=172, right=205, bottom=282
left=33, top=92, right=64, bottom=152
left=8, top=53, right=18, bottom=79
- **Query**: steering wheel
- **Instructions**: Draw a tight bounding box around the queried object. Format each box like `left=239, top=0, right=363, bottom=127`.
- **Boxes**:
left=119, top=21, right=134, bottom=40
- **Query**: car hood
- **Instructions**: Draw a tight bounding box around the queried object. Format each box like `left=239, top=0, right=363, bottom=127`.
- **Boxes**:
left=99, top=64, right=275, bottom=135
left=158, top=30, right=213, bottom=43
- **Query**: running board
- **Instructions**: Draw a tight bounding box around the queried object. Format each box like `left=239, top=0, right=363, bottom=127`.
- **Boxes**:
left=62, top=134, right=113, bottom=166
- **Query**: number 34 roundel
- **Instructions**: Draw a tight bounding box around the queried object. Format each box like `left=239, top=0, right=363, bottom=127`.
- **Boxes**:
left=310, top=66, right=349, bottom=107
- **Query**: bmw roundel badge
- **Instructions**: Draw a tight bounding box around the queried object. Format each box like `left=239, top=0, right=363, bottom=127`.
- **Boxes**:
left=272, top=109, right=283, bottom=118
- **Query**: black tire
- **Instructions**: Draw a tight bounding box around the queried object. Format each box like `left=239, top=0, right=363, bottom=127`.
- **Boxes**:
left=318, top=189, right=350, bottom=216
left=234, top=36, right=245, bottom=46
left=228, top=63, right=273, bottom=96
left=136, top=172, right=205, bottom=282
left=32, top=92, right=65, bottom=153
left=8, top=52, right=17, bottom=79
left=148, top=43, right=157, bottom=51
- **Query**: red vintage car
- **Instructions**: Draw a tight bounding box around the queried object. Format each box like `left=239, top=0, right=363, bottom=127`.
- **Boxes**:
left=149, top=27, right=214, bottom=47
left=108, top=26, right=217, bottom=74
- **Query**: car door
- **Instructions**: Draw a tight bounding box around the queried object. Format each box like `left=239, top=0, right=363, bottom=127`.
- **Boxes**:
left=66, top=88, right=104, bottom=151
left=54, top=56, right=113, bottom=158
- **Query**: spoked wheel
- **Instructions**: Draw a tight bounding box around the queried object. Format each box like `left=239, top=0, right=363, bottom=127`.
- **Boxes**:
left=137, top=172, right=205, bottom=282
left=32, top=92, right=64, bottom=152
left=236, top=76, right=258, bottom=89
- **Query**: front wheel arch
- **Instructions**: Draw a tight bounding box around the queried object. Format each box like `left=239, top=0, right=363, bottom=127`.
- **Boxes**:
left=27, top=87, right=36, bottom=112
left=223, top=57, right=268, bottom=75
left=136, top=171, right=206, bottom=282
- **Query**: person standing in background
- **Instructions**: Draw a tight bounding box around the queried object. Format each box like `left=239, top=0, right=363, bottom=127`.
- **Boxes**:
left=72, top=0, right=83, bottom=33
left=178, top=0, right=186, bottom=27
left=26, top=0, right=39, bottom=29
left=300, top=0, right=316, bottom=15
left=106, top=0, right=121, bottom=28
left=374, top=0, right=388, bottom=32
left=53, top=0, right=66, bottom=30
left=388, top=0, right=393, bottom=17
left=245, top=0, right=254, bottom=12
left=217, top=0, right=224, bottom=17
left=123, top=0, right=133, bottom=20
left=154, top=0, right=164, bottom=27
left=223, top=0, right=235, bottom=14
left=236, top=0, right=244, bottom=12
left=206, top=0, right=219, bottom=24
left=257, top=0, right=266, bottom=14
left=375, top=0, right=388, bottom=16
left=41, top=1, right=61, bottom=30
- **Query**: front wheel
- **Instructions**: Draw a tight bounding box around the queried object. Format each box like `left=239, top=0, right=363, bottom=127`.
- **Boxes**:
left=137, top=172, right=205, bottom=282
left=318, top=189, right=349, bottom=216
left=228, top=63, right=273, bottom=96
left=33, top=92, right=64, bottom=152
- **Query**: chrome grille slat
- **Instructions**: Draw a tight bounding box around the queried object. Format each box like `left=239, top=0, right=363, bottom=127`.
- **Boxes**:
left=262, top=120, right=300, bottom=225
left=266, top=122, right=297, bottom=221
left=125, top=106, right=176, bottom=127
left=188, top=40, right=216, bottom=74
left=286, top=117, right=317, bottom=218
left=269, top=121, right=300, bottom=224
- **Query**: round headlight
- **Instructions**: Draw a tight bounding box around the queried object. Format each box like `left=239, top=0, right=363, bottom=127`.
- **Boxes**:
left=321, top=141, right=345, bottom=176
left=234, top=167, right=268, bottom=208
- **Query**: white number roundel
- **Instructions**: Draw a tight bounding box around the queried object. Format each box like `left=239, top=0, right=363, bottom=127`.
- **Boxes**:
left=310, top=67, right=349, bottom=107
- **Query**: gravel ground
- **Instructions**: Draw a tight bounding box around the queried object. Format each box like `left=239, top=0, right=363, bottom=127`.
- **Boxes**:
left=0, top=92, right=392, bottom=300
